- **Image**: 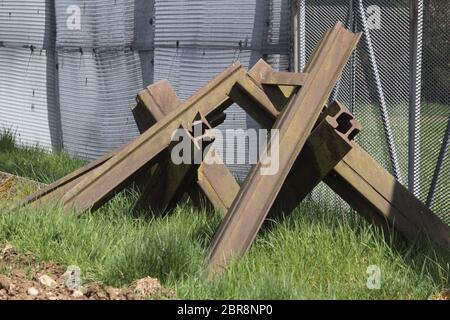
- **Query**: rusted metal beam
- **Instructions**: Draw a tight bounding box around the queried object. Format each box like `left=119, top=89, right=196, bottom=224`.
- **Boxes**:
left=196, top=149, right=241, bottom=214
left=250, top=52, right=449, bottom=248
left=132, top=80, right=196, bottom=212
left=18, top=145, right=125, bottom=207
left=61, top=62, right=276, bottom=212
left=206, top=22, right=361, bottom=272
left=325, top=145, right=450, bottom=248
left=19, top=81, right=184, bottom=208
left=271, top=101, right=361, bottom=216
left=260, top=71, right=308, bottom=86
left=131, top=80, right=240, bottom=214
left=197, top=101, right=361, bottom=217
left=247, top=59, right=300, bottom=117
left=132, top=80, right=182, bottom=134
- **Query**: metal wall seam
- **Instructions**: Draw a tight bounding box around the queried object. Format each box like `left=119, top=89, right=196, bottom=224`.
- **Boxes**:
left=154, top=0, right=266, bottom=51
left=264, top=0, right=291, bottom=54
left=55, top=0, right=136, bottom=49
left=0, top=47, right=60, bottom=150
left=0, top=0, right=55, bottom=49
left=57, top=49, right=148, bottom=160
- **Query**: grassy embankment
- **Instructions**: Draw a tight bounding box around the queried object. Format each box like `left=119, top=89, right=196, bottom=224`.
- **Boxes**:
left=0, top=131, right=448, bottom=299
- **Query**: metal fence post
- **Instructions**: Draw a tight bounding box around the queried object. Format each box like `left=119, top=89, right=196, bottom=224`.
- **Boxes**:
left=408, top=0, right=423, bottom=197
left=298, top=0, right=306, bottom=72
left=349, top=0, right=356, bottom=114
left=291, top=0, right=300, bottom=72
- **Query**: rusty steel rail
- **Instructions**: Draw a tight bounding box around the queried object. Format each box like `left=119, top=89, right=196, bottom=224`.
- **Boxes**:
left=17, top=82, right=179, bottom=209
left=60, top=61, right=277, bottom=212
left=260, top=71, right=308, bottom=86
left=132, top=80, right=196, bottom=212
left=132, top=80, right=237, bottom=213
left=196, top=153, right=241, bottom=214
left=272, top=101, right=361, bottom=216
left=248, top=54, right=449, bottom=249
left=17, top=145, right=126, bottom=208
left=256, top=62, right=449, bottom=249
left=196, top=100, right=361, bottom=217
left=325, top=146, right=450, bottom=248
left=206, top=22, right=361, bottom=272
left=18, top=80, right=185, bottom=209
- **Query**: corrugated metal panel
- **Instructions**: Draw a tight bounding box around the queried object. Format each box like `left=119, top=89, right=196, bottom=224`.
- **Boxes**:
left=154, top=0, right=266, bottom=50
left=0, top=47, right=60, bottom=150
left=264, top=0, right=291, bottom=53
left=58, top=49, right=151, bottom=160
left=55, top=0, right=154, bottom=50
left=54, top=0, right=155, bottom=160
left=1, top=0, right=289, bottom=182
left=0, top=0, right=55, bottom=48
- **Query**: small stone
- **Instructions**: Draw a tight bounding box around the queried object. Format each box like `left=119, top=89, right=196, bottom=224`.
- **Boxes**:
left=106, top=287, right=121, bottom=300
left=72, top=290, right=84, bottom=298
left=11, top=269, right=26, bottom=278
left=38, top=275, right=58, bottom=288
left=8, top=283, right=16, bottom=293
left=27, top=287, right=39, bottom=296
left=134, top=277, right=162, bottom=297
left=1, top=245, right=15, bottom=257
left=58, top=271, right=70, bottom=284
left=0, top=275, right=11, bottom=291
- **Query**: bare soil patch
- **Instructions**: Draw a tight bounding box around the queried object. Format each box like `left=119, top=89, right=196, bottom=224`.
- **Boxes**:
left=0, top=244, right=176, bottom=300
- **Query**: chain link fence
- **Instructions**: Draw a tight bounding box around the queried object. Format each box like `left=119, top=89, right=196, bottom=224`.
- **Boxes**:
left=421, top=0, right=449, bottom=224
left=299, top=0, right=449, bottom=225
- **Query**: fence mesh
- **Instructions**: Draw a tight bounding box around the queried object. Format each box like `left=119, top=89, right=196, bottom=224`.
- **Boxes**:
left=421, top=0, right=450, bottom=224
left=302, top=0, right=449, bottom=224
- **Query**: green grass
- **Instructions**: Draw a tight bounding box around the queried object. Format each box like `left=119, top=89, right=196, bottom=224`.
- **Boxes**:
left=0, top=131, right=448, bottom=299
left=0, top=129, right=85, bottom=184
left=0, top=197, right=448, bottom=299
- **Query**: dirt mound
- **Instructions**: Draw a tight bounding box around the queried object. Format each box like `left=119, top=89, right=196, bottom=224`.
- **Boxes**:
left=0, top=244, right=176, bottom=300
left=0, top=172, right=43, bottom=202
left=431, top=290, right=450, bottom=300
